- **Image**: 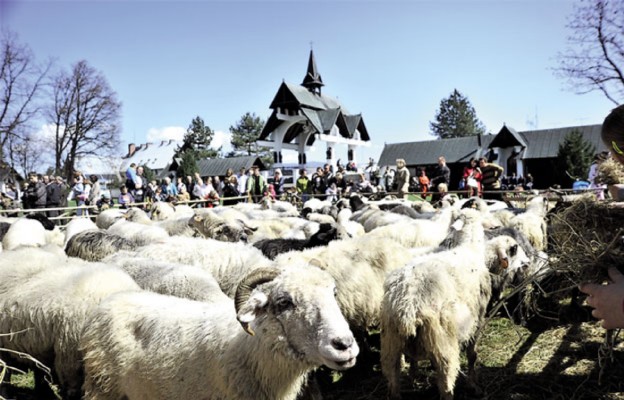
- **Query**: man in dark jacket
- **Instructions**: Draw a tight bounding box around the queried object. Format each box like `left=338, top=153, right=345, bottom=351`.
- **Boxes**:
left=23, top=173, right=47, bottom=210
left=430, top=156, right=451, bottom=191
left=46, top=175, right=62, bottom=221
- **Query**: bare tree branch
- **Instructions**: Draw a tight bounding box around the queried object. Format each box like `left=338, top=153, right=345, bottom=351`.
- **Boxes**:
left=47, top=60, right=121, bottom=180
left=0, top=30, right=52, bottom=161
left=554, top=0, right=624, bottom=104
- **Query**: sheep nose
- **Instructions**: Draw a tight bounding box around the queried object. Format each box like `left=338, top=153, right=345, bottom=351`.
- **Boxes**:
left=331, top=336, right=354, bottom=351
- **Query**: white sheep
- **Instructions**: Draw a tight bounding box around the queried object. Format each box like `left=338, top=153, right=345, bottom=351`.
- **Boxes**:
left=63, top=217, right=99, bottom=245
left=274, top=235, right=413, bottom=331
left=150, top=201, right=194, bottom=221
left=1, top=218, right=47, bottom=250
left=80, top=264, right=359, bottom=400
left=129, top=236, right=273, bottom=297
left=380, top=208, right=492, bottom=400
left=106, top=218, right=170, bottom=246
left=103, top=252, right=229, bottom=303
left=506, top=196, right=548, bottom=251
left=0, top=249, right=140, bottom=399
left=95, top=208, right=126, bottom=229
left=364, top=204, right=458, bottom=249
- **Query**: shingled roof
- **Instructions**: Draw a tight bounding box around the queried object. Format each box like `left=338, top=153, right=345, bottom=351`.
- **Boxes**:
left=196, top=156, right=266, bottom=177
left=379, top=124, right=606, bottom=167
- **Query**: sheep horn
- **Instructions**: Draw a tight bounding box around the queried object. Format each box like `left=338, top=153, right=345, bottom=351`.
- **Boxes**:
left=234, top=267, right=281, bottom=336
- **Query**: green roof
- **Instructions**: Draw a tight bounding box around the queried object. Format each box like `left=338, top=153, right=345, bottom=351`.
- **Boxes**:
left=196, top=156, right=266, bottom=177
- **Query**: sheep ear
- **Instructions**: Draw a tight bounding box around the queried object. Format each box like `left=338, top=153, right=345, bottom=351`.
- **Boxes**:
left=236, top=291, right=268, bottom=335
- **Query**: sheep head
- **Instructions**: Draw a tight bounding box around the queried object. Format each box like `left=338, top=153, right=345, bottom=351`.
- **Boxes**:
left=234, top=264, right=359, bottom=370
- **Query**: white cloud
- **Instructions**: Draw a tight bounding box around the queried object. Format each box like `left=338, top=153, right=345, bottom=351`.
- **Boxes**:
left=146, top=126, right=186, bottom=142
left=211, top=130, right=232, bottom=152
left=35, top=123, right=60, bottom=140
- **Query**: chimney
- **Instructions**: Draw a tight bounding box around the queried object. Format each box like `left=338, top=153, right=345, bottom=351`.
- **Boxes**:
left=127, top=143, right=136, bottom=157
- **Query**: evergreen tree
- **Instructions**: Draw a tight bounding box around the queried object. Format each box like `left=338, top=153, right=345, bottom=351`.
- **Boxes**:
left=430, top=89, right=486, bottom=139
left=177, top=116, right=220, bottom=159
left=554, top=129, right=595, bottom=187
left=229, top=112, right=272, bottom=166
left=176, top=151, right=198, bottom=181
left=142, top=165, right=156, bottom=184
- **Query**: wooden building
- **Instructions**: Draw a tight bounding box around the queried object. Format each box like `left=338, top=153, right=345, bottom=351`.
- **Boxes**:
left=257, top=50, right=371, bottom=168
left=378, top=124, right=607, bottom=190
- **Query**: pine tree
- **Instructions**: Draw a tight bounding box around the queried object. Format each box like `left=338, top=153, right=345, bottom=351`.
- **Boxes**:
left=177, top=116, right=220, bottom=159
left=176, top=151, right=198, bottom=181
left=229, top=112, right=272, bottom=166
left=554, top=129, right=595, bottom=187
left=430, top=89, right=486, bottom=139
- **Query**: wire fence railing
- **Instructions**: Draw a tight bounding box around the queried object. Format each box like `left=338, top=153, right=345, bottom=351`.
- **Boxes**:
left=0, top=186, right=605, bottom=227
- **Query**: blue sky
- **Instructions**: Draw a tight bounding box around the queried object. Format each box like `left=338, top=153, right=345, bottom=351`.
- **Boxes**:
left=1, top=0, right=617, bottom=166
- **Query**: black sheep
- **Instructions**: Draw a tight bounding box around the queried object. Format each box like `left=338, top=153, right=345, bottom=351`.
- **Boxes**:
left=253, top=223, right=339, bottom=260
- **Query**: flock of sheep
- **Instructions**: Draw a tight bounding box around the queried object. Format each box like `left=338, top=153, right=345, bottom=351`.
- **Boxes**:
left=0, top=192, right=550, bottom=400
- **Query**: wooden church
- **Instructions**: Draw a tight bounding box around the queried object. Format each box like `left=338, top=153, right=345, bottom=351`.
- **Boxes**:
left=257, top=50, right=371, bottom=167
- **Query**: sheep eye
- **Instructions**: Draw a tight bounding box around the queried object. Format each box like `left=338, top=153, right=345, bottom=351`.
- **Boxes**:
left=510, top=244, right=518, bottom=257
left=333, top=287, right=338, bottom=297
left=275, top=297, right=294, bottom=313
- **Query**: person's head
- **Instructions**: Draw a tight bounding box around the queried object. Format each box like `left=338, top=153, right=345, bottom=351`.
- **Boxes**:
left=130, top=163, right=137, bottom=169
left=28, top=172, right=38, bottom=183
left=179, top=185, right=187, bottom=193
left=300, top=168, right=307, bottom=176
left=324, top=164, right=331, bottom=172
left=120, top=185, right=128, bottom=193
left=186, top=175, right=193, bottom=182
left=396, top=158, right=405, bottom=168
left=229, top=175, right=238, bottom=185
left=56, top=176, right=64, bottom=184
left=137, top=166, right=144, bottom=175
left=42, top=175, right=50, bottom=184
left=89, top=175, right=98, bottom=183
left=252, top=166, right=260, bottom=175
left=469, top=158, right=477, bottom=167
left=335, top=172, right=343, bottom=180
left=214, top=176, right=220, bottom=183
left=478, top=157, right=487, bottom=168
left=438, top=156, right=446, bottom=166
left=274, top=168, right=282, bottom=177
left=602, top=105, right=624, bottom=165
left=164, top=177, right=171, bottom=184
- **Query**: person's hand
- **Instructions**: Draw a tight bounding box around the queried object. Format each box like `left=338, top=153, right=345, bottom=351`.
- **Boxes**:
left=579, top=267, right=624, bottom=329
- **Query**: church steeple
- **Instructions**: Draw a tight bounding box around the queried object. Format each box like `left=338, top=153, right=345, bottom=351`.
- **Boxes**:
left=301, top=49, right=324, bottom=94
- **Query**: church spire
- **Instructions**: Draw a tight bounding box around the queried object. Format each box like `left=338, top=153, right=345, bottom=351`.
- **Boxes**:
left=301, top=49, right=324, bottom=94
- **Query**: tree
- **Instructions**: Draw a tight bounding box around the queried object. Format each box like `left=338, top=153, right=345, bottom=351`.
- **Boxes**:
left=47, top=60, right=122, bottom=180
left=555, top=0, right=624, bottom=105
left=230, top=112, right=265, bottom=155
left=429, top=89, right=486, bottom=139
left=554, top=129, right=596, bottom=187
left=7, top=131, right=49, bottom=177
left=175, top=151, right=198, bottom=182
left=177, top=116, right=219, bottom=159
left=0, top=31, right=52, bottom=161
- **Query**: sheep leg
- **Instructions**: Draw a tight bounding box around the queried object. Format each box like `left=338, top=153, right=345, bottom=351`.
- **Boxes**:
left=380, top=322, right=405, bottom=400
left=431, top=335, right=460, bottom=400
left=465, top=337, right=483, bottom=396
